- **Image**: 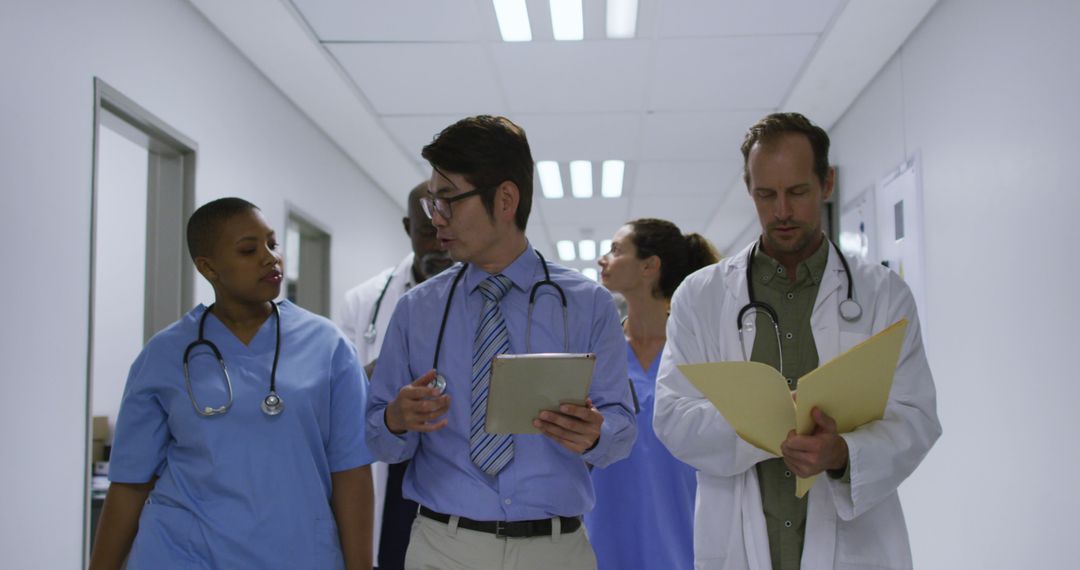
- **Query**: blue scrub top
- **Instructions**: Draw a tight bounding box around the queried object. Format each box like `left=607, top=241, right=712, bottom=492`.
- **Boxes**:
left=109, top=301, right=373, bottom=569
left=585, top=343, right=697, bottom=570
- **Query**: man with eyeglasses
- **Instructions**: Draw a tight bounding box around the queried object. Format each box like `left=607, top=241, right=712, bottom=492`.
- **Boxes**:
left=365, top=115, right=636, bottom=569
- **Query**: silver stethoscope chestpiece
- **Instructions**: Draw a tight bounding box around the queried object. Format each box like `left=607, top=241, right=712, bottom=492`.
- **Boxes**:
left=839, top=298, right=863, bottom=322
left=428, top=373, right=447, bottom=396
left=363, top=323, right=377, bottom=344
left=261, top=391, right=285, bottom=416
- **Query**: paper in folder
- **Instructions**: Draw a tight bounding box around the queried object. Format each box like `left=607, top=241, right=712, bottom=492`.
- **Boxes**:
left=677, top=319, right=908, bottom=497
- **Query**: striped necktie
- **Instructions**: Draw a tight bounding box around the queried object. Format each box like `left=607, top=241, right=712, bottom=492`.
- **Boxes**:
left=470, top=274, right=514, bottom=475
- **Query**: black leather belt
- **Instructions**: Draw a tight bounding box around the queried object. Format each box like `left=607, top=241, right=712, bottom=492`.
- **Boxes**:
left=418, top=506, right=581, bottom=539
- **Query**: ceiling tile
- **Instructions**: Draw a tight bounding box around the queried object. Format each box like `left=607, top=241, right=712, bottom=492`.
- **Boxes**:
left=632, top=160, right=740, bottom=196
left=291, top=0, right=490, bottom=42
left=654, top=0, right=844, bottom=37
left=519, top=113, right=641, bottom=161
left=329, top=43, right=505, bottom=115
left=535, top=195, right=630, bottom=227
left=381, top=114, right=466, bottom=163
left=626, top=194, right=719, bottom=232
left=491, top=40, right=651, bottom=113
left=649, top=36, right=819, bottom=111
left=639, top=111, right=764, bottom=160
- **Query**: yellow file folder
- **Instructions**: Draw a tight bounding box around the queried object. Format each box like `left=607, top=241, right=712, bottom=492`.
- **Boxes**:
left=678, top=319, right=908, bottom=497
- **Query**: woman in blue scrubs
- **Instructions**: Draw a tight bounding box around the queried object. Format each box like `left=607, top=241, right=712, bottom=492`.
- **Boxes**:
left=89, top=198, right=374, bottom=569
left=589, top=218, right=719, bottom=570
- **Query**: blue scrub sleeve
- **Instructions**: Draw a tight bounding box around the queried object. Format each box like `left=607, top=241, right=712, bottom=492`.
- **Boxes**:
left=109, top=347, right=170, bottom=483
left=327, top=338, right=375, bottom=472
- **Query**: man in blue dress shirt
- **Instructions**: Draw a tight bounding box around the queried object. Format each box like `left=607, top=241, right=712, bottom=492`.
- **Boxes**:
left=365, top=115, right=636, bottom=570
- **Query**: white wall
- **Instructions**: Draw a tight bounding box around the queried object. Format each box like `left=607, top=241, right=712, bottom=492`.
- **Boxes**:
left=828, top=0, right=1080, bottom=567
left=0, top=0, right=408, bottom=566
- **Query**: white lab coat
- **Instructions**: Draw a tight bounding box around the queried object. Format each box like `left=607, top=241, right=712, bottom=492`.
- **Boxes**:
left=338, top=252, right=415, bottom=562
left=654, top=241, right=941, bottom=570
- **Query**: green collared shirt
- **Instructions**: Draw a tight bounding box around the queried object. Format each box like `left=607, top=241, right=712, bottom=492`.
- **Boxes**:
left=749, top=237, right=829, bottom=570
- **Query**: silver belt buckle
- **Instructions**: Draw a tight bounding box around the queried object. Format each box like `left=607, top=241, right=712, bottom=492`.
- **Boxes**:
left=494, top=520, right=507, bottom=539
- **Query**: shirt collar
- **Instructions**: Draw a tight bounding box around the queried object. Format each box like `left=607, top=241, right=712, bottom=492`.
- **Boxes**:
left=752, top=234, right=830, bottom=288
left=464, top=242, right=538, bottom=294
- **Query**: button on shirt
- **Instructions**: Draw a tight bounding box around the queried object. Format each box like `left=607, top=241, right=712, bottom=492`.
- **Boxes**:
left=750, top=238, right=829, bottom=570
left=365, top=244, right=636, bottom=522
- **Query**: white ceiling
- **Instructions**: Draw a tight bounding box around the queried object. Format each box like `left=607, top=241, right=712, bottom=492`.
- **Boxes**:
left=188, top=0, right=939, bottom=270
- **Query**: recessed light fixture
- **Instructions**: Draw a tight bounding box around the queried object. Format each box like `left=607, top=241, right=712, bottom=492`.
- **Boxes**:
left=578, top=239, right=597, bottom=261
left=600, top=239, right=612, bottom=256
left=493, top=0, right=532, bottom=42
left=606, top=0, right=638, bottom=39
left=550, top=0, right=584, bottom=41
left=570, top=160, right=593, bottom=198
left=537, top=161, right=564, bottom=198
left=581, top=267, right=598, bottom=281
left=556, top=240, right=577, bottom=261
left=601, top=160, right=624, bottom=198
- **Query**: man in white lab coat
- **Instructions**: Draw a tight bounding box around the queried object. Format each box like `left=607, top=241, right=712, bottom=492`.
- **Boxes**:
left=654, top=113, right=941, bottom=570
left=339, top=182, right=452, bottom=569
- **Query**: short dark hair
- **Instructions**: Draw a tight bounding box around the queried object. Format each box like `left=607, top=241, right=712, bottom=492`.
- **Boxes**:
left=628, top=218, right=720, bottom=299
left=421, top=115, right=534, bottom=231
left=186, top=197, right=259, bottom=261
left=740, top=112, right=830, bottom=186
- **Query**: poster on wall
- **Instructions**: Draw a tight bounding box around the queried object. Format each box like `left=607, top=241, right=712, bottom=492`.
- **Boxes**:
left=838, top=186, right=876, bottom=262
left=875, top=153, right=928, bottom=329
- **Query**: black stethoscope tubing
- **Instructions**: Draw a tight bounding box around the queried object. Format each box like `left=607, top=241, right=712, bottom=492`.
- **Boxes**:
left=429, top=250, right=567, bottom=393
left=736, top=239, right=862, bottom=370
left=183, top=301, right=284, bottom=416
left=365, top=273, right=395, bottom=344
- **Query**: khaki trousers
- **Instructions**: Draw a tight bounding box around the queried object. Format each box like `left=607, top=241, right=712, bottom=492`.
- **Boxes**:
left=404, top=513, right=597, bottom=570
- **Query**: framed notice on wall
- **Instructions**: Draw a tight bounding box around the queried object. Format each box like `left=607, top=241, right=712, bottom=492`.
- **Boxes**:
left=875, top=153, right=928, bottom=329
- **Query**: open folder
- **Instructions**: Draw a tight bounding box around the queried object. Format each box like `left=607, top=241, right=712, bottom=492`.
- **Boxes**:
left=678, top=319, right=908, bottom=497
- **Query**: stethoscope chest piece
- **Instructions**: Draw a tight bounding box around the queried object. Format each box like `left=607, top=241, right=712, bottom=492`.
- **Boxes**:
left=429, top=373, right=447, bottom=395
left=839, top=298, right=862, bottom=321
left=363, top=324, right=377, bottom=344
left=261, top=391, right=284, bottom=416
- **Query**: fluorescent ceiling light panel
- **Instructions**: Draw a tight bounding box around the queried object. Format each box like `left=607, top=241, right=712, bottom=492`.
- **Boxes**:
left=570, top=160, right=593, bottom=198
left=600, top=239, right=612, bottom=256
left=550, top=0, right=584, bottom=41
left=606, top=0, right=638, bottom=39
left=493, top=0, right=532, bottom=42
left=556, top=240, right=577, bottom=261
left=536, top=160, right=564, bottom=198
left=582, top=267, right=599, bottom=281
left=578, top=239, right=597, bottom=261
left=601, top=160, right=625, bottom=198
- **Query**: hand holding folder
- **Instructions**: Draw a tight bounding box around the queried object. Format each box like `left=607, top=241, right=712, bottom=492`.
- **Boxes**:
left=677, top=319, right=909, bottom=497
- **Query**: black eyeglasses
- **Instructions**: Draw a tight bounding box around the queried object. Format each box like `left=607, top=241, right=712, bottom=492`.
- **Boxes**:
left=420, top=187, right=488, bottom=220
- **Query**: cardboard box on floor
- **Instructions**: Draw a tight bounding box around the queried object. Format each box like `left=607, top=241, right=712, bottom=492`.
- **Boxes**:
left=92, top=416, right=109, bottom=463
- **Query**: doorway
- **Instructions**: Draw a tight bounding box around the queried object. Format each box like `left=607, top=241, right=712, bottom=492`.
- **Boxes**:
left=84, top=78, right=197, bottom=564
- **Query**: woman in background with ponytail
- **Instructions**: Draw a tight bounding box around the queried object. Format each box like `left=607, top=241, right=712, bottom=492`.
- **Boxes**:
left=587, top=218, right=719, bottom=570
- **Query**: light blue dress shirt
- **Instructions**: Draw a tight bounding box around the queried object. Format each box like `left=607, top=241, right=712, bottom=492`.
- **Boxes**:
left=109, top=301, right=373, bottom=569
left=366, top=244, right=636, bottom=522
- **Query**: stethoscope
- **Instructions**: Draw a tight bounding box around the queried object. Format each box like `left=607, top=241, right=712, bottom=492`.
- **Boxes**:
left=363, top=273, right=394, bottom=344
left=736, top=238, right=862, bottom=374
left=428, top=250, right=568, bottom=394
left=183, top=302, right=285, bottom=417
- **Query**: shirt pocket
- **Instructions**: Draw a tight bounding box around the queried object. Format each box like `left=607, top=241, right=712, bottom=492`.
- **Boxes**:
left=128, top=503, right=201, bottom=569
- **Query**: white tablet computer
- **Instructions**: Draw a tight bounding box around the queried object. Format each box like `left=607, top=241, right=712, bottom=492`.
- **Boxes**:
left=485, top=353, right=596, bottom=434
